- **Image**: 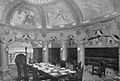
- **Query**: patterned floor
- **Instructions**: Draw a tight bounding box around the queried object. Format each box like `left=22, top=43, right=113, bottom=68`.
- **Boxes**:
left=0, top=65, right=119, bottom=81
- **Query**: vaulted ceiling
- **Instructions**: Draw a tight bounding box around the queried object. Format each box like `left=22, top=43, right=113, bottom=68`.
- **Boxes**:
left=0, top=0, right=120, bottom=31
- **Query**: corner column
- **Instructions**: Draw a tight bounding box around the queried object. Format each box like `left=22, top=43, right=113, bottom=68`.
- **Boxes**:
left=43, top=42, right=48, bottom=63
left=118, top=49, right=120, bottom=76
left=78, top=44, right=85, bottom=67
left=60, top=42, right=67, bottom=67
left=0, top=44, right=8, bottom=72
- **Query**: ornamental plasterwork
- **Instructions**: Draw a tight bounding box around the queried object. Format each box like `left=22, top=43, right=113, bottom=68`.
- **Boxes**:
left=30, top=40, right=43, bottom=48
left=10, top=5, right=41, bottom=27
left=48, top=36, right=61, bottom=48
left=26, top=0, right=55, bottom=4
left=66, top=35, right=78, bottom=47
left=85, top=24, right=120, bottom=47
left=45, top=2, right=74, bottom=27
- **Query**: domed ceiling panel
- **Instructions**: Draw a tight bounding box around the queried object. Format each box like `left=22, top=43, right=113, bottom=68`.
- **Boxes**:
left=74, top=0, right=115, bottom=20
left=0, top=4, right=5, bottom=20
left=10, top=5, right=42, bottom=27
left=44, top=2, right=75, bottom=28
left=26, top=0, right=55, bottom=4
left=3, top=0, right=119, bottom=31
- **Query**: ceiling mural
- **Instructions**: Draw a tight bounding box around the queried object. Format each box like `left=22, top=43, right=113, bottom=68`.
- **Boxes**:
left=0, top=0, right=119, bottom=31
left=0, top=0, right=119, bottom=48
left=74, top=0, right=115, bottom=20
left=0, top=4, right=5, bottom=20
left=45, top=2, right=75, bottom=28
left=10, top=5, right=41, bottom=27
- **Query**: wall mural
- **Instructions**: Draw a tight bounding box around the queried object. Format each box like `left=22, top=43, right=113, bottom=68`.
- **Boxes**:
left=10, top=5, right=41, bottom=26
left=45, top=2, right=74, bottom=27
left=0, top=4, right=5, bottom=20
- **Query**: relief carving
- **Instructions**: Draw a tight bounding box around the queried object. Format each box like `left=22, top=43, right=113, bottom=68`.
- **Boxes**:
left=66, top=35, right=78, bottom=47
left=48, top=36, right=61, bottom=48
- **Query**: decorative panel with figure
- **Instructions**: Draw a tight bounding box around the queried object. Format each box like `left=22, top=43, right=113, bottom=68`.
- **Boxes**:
left=10, top=5, right=41, bottom=27
left=45, top=2, right=75, bottom=27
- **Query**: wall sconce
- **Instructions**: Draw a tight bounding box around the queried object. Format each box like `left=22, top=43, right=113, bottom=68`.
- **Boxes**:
left=43, top=47, right=46, bottom=51
left=77, top=47, right=81, bottom=51
left=60, top=48, right=63, bottom=52
left=6, top=46, right=9, bottom=53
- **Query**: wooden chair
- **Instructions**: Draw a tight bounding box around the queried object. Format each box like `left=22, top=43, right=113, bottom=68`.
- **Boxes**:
left=99, top=59, right=106, bottom=77
left=92, top=59, right=105, bottom=77
left=69, top=62, right=84, bottom=81
left=15, top=54, right=50, bottom=81
left=60, top=60, right=66, bottom=67
left=15, top=54, right=29, bottom=81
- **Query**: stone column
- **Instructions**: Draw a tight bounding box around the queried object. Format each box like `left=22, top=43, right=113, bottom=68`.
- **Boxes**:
left=60, top=42, right=67, bottom=67
left=61, top=42, right=67, bottom=61
left=0, top=44, right=8, bottom=72
left=43, top=42, right=48, bottom=63
left=78, top=44, right=85, bottom=67
left=118, top=49, right=120, bottom=76
left=77, top=46, right=81, bottom=63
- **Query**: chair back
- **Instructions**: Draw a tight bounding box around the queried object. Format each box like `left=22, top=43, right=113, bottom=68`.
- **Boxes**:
left=15, top=54, right=28, bottom=78
left=72, top=62, right=83, bottom=81
left=60, top=60, right=66, bottom=67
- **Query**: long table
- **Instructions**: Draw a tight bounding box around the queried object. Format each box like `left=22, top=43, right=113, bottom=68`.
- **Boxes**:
left=28, top=62, right=76, bottom=81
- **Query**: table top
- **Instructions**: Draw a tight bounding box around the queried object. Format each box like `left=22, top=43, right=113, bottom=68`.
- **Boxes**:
left=28, top=62, right=76, bottom=77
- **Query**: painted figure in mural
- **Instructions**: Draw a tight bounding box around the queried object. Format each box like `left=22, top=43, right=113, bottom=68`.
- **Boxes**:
left=23, top=9, right=35, bottom=25
left=11, top=6, right=35, bottom=26
left=47, top=2, right=74, bottom=26
left=11, top=10, right=26, bottom=25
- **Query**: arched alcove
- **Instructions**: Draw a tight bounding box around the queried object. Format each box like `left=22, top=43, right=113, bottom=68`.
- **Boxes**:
left=65, top=35, right=78, bottom=64
left=31, top=40, right=44, bottom=62
left=8, top=37, right=33, bottom=64
left=48, top=36, right=61, bottom=65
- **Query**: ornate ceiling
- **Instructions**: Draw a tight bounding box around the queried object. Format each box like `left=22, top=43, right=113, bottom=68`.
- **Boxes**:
left=0, top=0, right=119, bottom=31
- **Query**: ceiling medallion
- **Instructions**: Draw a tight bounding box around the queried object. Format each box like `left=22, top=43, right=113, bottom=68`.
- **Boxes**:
left=26, top=0, right=55, bottom=4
